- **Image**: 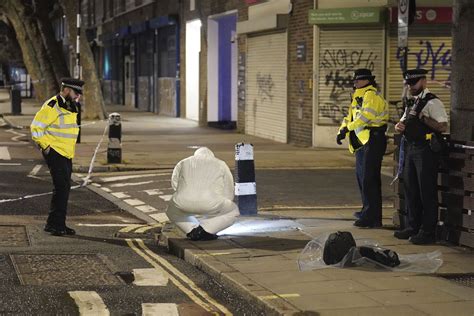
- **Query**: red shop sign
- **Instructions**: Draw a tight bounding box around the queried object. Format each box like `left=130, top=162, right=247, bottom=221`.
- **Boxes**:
left=390, top=7, right=452, bottom=24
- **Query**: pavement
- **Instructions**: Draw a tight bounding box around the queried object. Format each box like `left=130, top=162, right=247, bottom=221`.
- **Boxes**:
left=2, top=89, right=473, bottom=315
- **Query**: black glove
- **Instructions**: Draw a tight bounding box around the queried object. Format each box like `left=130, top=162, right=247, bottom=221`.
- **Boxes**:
left=336, top=127, right=348, bottom=145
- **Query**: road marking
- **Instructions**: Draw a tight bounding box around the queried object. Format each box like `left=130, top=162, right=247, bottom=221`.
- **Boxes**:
left=77, top=223, right=138, bottom=227
left=259, top=203, right=395, bottom=211
left=142, top=189, right=163, bottom=196
left=5, top=128, right=27, bottom=142
left=27, top=164, right=42, bottom=179
left=0, top=146, right=11, bottom=160
left=111, top=180, right=154, bottom=188
left=149, top=213, right=170, bottom=223
left=0, top=162, right=21, bottom=166
left=126, top=239, right=231, bottom=315
left=133, top=268, right=169, bottom=286
left=124, top=199, right=146, bottom=206
left=68, top=291, right=110, bottom=316
left=136, top=205, right=158, bottom=213
left=99, top=173, right=171, bottom=183
left=111, top=192, right=131, bottom=199
left=159, top=194, right=173, bottom=202
left=92, top=183, right=102, bottom=187
left=119, top=224, right=148, bottom=233
left=101, top=187, right=112, bottom=192
left=134, top=223, right=162, bottom=234
left=259, top=293, right=300, bottom=300
left=142, top=303, right=178, bottom=316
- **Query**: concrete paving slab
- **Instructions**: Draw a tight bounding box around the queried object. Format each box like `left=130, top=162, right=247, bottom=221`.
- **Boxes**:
left=285, top=292, right=380, bottom=310
left=317, top=305, right=426, bottom=316
left=411, top=301, right=474, bottom=316
left=362, top=288, right=462, bottom=306
left=266, top=279, right=372, bottom=296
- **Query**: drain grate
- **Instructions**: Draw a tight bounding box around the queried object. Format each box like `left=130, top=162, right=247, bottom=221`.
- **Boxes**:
left=0, top=225, right=30, bottom=247
left=11, top=254, right=123, bottom=286
left=440, top=273, right=474, bottom=288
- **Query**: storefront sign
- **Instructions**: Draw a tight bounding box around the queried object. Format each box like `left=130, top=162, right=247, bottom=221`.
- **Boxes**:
left=308, top=7, right=381, bottom=25
left=390, top=7, right=452, bottom=24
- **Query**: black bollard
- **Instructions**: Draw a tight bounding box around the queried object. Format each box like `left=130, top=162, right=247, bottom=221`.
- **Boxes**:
left=235, top=143, right=257, bottom=215
left=107, top=112, right=122, bottom=164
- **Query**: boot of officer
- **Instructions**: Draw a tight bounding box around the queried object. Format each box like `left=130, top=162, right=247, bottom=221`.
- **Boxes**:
left=166, top=147, right=240, bottom=241
left=394, top=69, right=448, bottom=245
left=30, top=78, right=84, bottom=236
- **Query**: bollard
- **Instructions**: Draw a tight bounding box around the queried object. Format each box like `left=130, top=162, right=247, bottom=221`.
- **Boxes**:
left=234, top=143, right=257, bottom=215
left=107, top=112, right=122, bottom=164
left=10, top=88, right=21, bottom=115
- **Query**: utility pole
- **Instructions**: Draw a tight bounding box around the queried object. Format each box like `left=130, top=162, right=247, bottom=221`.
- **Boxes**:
left=75, top=2, right=82, bottom=143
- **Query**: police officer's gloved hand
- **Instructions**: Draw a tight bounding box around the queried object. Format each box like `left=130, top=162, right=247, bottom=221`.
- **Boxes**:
left=336, top=127, right=349, bottom=145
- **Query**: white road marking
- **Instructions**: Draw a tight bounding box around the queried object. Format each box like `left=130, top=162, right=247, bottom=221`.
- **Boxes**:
left=111, top=192, right=130, bottom=199
left=0, top=146, right=11, bottom=160
left=149, top=213, right=170, bottom=223
left=5, top=128, right=27, bottom=142
left=28, top=165, right=42, bottom=177
left=142, top=189, right=163, bottom=196
left=99, top=173, right=171, bottom=183
left=159, top=195, right=173, bottom=202
left=0, top=163, right=21, bottom=166
left=142, top=303, right=178, bottom=316
left=110, top=180, right=154, bottom=188
left=68, top=291, right=110, bottom=316
left=124, top=199, right=146, bottom=206
left=133, top=268, right=169, bottom=286
left=135, top=205, right=158, bottom=213
left=101, top=187, right=112, bottom=192
left=92, top=183, right=102, bottom=187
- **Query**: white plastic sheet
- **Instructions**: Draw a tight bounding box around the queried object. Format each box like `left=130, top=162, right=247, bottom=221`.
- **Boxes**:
left=297, top=232, right=443, bottom=273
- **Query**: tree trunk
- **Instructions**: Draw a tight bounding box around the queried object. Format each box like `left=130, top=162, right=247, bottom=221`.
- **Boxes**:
left=59, top=0, right=106, bottom=120
left=1, top=2, right=48, bottom=100
left=34, top=0, right=70, bottom=84
left=10, top=0, right=58, bottom=96
left=451, top=0, right=474, bottom=141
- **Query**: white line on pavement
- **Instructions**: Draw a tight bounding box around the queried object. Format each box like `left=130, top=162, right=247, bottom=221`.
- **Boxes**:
left=76, top=223, right=138, bottom=227
left=135, top=205, right=157, bottom=213
left=99, top=173, right=171, bottom=183
left=28, top=165, right=42, bottom=176
left=0, top=146, right=11, bottom=160
left=68, top=291, right=110, bottom=316
left=111, top=192, right=131, bottom=199
left=149, top=213, right=170, bottom=223
left=124, top=199, right=146, bottom=206
left=5, top=128, right=27, bottom=142
left=158, top=195, right=172, bottom=202
left=141, top=303, right=178, bottom=316
left=101, top=187, right=112, bottom=192
left=110, top=181, right=154, bottom=188
left=0, top=162, right=21, bottom=166
left=142, top=189, right=163, bottom=196
left=133, top=268, right=169, bottom=286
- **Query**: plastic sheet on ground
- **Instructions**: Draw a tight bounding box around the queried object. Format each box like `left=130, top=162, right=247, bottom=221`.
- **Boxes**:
left=297, top=232, right=443, bottom=274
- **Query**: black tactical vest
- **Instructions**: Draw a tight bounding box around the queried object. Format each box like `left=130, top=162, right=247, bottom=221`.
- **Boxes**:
left=403, top=93, right=438, bottom=143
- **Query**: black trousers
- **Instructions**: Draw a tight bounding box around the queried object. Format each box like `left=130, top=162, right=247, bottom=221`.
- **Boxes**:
left=44, top=148, right=72, bottom=229
left=403, top=142, right=439, bottom=234
left=359, top=129, right=387, bottom=224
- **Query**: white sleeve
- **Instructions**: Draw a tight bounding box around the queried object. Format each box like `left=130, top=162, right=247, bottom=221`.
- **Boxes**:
left=424, top=99, right=448, bottom=123
left=171, top=161, right=182, bottom=191
left=222, top=162, right=235, bottom=200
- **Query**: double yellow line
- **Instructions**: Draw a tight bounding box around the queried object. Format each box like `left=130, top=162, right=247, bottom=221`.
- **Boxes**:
left=126, top=238, right=232, bottom=315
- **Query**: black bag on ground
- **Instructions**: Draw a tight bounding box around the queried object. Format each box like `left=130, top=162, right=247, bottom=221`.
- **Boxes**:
left=323, top=231, right=356, bottom=265
left=358, top=246, right=401, bottom=267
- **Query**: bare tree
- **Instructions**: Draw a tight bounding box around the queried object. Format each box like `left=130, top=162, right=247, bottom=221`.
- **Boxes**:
left=451, top=0, right=474, bottom=141
left=59, top=0, right=106, bottom=120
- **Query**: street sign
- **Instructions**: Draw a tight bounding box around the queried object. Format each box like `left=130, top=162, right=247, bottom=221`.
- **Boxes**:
left=398, top=0, right=409, bottom=48
left=308, top=7, right=382, bottom=25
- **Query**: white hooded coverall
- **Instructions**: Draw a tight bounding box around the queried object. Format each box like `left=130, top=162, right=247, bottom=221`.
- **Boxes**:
left=166, top=147, right=240, bottom=234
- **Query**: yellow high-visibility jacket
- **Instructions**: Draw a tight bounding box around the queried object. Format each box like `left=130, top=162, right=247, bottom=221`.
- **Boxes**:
left=338, top=85, right=389, bottom=153
left=30, top=95, right=79, bottom=159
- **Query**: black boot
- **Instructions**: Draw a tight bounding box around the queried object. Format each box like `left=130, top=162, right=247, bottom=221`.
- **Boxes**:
left=409, top=230, right=436, bottom=245
left=186, top=226, right=218, bottom=241
left=394, top=228, right=416, bottom=240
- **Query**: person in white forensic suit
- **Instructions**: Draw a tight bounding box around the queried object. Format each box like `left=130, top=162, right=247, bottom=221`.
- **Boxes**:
left=166, top=147, right=240, bottom=241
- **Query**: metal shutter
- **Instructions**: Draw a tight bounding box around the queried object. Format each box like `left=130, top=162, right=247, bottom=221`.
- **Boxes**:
left=387, top=24, right=452, bottom=122
left=246, top=32, right=288, bottom=143
left=317, top=27, right=385, bottom=125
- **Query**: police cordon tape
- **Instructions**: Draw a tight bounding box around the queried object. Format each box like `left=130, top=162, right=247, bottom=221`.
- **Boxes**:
left=0, top=119, right=109, bottom=204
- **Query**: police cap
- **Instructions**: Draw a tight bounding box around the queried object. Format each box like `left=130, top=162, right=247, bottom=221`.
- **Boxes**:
left=353, top=69, right=375, bottom=81
left=61, top=78, right=85, bottom=95
left=403, top=69, right=428, bottom=85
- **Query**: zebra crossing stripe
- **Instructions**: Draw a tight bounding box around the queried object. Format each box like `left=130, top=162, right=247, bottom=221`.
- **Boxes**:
left=68, top=291, right=109, bottom=316
left=135, top=205, right=157, bottom=213
left=149, top=213, right=170, bottom=223
left=0, top=146, right=11, bottom=160
left=142, top=303, right=178, bottom=316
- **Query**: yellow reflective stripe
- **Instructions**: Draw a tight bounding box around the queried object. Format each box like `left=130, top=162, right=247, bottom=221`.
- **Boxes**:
left=50, top=123, right=79, bottom=129
left=45, top=130, right=78, bottom=139
left=363, top=107, right=378, bottom=116
left=358, top=114, right=371, bottom=123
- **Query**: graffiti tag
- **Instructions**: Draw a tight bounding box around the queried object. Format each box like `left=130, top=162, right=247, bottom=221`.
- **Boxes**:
left=256, top=73, right=274, bottom=102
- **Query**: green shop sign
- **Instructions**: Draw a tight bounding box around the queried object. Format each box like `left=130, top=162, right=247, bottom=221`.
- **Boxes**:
left=308, top=7, right=382, bottom=25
